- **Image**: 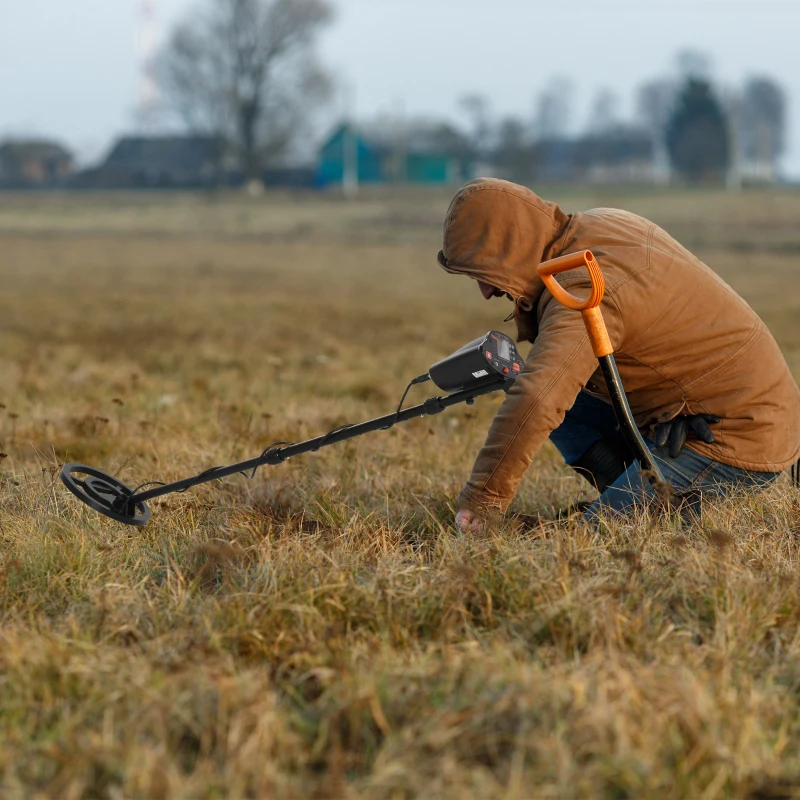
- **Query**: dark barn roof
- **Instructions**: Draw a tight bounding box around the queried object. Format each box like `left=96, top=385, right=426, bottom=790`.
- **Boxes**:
left=80, top=135, right=223, bottom=188
left=104, top=136, right=220, bottom=172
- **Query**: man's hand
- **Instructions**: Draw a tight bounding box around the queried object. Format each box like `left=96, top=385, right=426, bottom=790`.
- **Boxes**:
left=654, top=414, right=720, bottom=458
left=455, top=509, right=484, bottom=536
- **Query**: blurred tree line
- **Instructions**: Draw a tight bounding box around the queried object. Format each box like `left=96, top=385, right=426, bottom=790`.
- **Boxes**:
left=464, top=50, right=787, bottom=185
left=157, top=2, right=787, bottom=187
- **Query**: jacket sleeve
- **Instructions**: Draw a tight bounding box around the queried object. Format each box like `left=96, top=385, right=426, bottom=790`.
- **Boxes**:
left=457, top=294, right=622, bottom=514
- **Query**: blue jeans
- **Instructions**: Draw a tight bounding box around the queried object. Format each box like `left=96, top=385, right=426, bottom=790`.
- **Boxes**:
left=550, top=391, right=779, bottom=519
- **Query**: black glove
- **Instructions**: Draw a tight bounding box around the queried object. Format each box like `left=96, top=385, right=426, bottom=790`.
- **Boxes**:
left=654, top=414, right=720, bottom=458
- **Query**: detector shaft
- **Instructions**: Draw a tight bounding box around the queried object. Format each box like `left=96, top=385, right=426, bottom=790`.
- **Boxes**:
left=133, top=378, right=509, bottom=503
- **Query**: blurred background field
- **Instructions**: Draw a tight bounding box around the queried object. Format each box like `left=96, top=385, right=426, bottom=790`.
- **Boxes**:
left=1, top=186, right=800, bottom=798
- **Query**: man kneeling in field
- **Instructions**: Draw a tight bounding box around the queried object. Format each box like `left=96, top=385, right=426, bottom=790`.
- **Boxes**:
left=437, top=178, right=800, bottom=533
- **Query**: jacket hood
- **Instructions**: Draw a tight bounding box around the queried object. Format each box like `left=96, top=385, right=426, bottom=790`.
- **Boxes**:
left=438, top=178, right=571, bottom=341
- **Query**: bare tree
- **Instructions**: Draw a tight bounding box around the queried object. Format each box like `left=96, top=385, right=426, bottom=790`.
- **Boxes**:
left=160, top=0, right=333, bottom=182
left=533, top=77, right=574, bottom=141
left=588, top=88, right=620, bottom=135
left=493, top=116, right=539, bottom=182
left=636, top=79, right=676, bottom=181
left=740, top=76, right=786, bottom=175
left=459, top=94, right=493, bottom=160
left=636, top=79, right=675, bottom=138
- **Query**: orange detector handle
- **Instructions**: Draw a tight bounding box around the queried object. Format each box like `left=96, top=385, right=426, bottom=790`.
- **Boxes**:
left=537, top=250, right=612, bottom=358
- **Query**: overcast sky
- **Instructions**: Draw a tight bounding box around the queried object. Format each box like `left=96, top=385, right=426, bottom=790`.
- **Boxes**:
left=1, top=0, right=798, bottom=175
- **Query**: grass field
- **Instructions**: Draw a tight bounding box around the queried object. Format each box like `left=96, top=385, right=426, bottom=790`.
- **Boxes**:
left=1, top=185, right=800, bottom=798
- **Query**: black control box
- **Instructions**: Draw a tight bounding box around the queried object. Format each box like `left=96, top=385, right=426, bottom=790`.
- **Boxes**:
left=428, top=331, right=524, bottom=393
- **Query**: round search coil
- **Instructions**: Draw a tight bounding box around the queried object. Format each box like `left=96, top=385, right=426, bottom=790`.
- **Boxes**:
left=60, top=463, right=151, bottom=526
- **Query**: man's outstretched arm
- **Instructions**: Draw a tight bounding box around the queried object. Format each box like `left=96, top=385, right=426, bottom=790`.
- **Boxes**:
left=455, top=296, right=622, bottom=529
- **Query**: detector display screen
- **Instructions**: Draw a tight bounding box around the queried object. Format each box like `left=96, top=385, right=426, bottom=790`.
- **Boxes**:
left=497, top=339, right=511, bottom=361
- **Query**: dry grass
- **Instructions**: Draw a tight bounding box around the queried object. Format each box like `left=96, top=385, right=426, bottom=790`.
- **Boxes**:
left=0, top=185, right=799, bottom=798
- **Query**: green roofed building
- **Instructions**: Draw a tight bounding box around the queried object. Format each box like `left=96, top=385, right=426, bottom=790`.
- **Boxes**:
left=316, top=120, right=473, bottom=188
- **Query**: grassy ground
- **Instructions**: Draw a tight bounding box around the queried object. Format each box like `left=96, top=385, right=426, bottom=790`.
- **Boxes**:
left=0, top=185, right=799, bottom=798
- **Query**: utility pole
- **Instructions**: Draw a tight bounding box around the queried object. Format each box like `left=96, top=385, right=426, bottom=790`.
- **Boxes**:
left=756, top=119, right=775, bottom=183
left=726, top=90, right=742, bottom=192
left=395, top=97, right=407, bottom=184
left=342, top=84, right=359, bottom=197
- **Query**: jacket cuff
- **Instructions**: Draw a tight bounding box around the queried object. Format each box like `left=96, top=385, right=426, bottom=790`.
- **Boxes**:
left=456, top=484, right=512, bottom=516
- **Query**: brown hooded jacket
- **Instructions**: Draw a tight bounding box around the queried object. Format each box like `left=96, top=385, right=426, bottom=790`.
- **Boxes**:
left=439, top=178, right=800, bottom=514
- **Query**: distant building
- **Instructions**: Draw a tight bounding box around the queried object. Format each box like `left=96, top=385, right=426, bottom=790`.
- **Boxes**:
left=316, top=121, right=472, bottom=188
left=261, top=167, right=317, bottom=188
left=0, top=139, right=73, bottom=188
left=74, top=135, right=222, bottom=188
left=574, top=129, right=657, bottom=183
left=533, top=129, right=656, bottom=184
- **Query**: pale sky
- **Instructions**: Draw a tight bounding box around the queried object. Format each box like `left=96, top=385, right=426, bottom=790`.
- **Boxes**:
left=1, top=0, right=799, bottom=175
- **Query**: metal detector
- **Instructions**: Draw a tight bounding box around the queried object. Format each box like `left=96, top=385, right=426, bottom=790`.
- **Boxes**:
left=61, top=331, right=526, bottom=526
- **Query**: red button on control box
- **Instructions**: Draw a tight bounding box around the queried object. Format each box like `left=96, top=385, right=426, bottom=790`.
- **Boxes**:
left=485, top=351, right=492, bottom=359
left=513, top=363, right=521, bottom=372
left=503, top=367, right=509, bottom=374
